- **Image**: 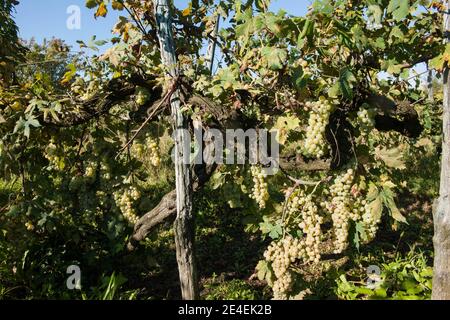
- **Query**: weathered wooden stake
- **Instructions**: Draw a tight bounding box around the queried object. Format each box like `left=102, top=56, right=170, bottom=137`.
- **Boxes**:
left=154, top=0, right=198, bottom=300
left=205, top=14, right=220, bottom=75
left=432, top=0, right=450, bottom=300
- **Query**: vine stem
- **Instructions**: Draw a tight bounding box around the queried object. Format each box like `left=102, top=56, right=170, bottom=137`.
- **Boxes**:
left=116, top=78, right=178, bottom=157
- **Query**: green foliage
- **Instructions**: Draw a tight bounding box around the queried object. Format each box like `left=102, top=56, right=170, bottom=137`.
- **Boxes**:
left=81, top=272, right=137, bottom=300
left=203, top=278, right=261, bottom=300
left=0, top=0, right=27, bottom=84
left=0, top=0, right=446, bottom=300
left=336, top=249, right=433, bottom=300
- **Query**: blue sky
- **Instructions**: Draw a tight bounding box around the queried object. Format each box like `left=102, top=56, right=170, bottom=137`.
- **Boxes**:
left=13, top=1, right=427, bottom=83
left=14, top=0, right=310, bottom=50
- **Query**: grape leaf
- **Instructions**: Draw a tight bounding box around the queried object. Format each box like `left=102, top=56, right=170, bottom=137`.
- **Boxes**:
left=375, top=146, right=406, bottom=169
left=85, top=0, right=97, bottom=9
left=95, top=2, right=107, bottom=18
left=367, top=4, right=383, bottom=26
left=339, top=68, right=356, bottom=99
left=261, top=46, right=287, bottom=70
left=369, top=194, right=383, bottom=222
left=387, top=0, right=410, bottom=21
left=381, top=186, right=407, bottom=223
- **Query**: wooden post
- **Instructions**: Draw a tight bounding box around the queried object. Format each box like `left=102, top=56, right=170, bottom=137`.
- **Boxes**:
left=428, top=62, right=434, bottom=102
left=154, top=0, right=198, bottom=300
left=432, top=0, right=450, bottom=300
left=205, top=15, right=220, bottom=75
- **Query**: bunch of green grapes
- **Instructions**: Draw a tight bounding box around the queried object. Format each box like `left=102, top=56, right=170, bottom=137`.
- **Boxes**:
left=272, top=272, right=293, bottom=300
left=353, top=181, right=380, bottom=241
left=146, top=138, right=161, bottom=167
left=324, top=168, right=355, bottom=254
left=298, top=58, right=311, bottom=76
left=44, top=142, right=60, bottom=167
left=302, top=97, right=334, bottom=158
left=132, top=143, right=145, bottom=158
left=264, top=190, right=324, bottom=299
left=100, top=163, right=111, bottom=180
left=250, top=166, right=269, bottom=209
left=44, top=142, right=68, bottom=171
left=113, top=186, right=141, bottom=225
left=135, top=86, right=151, bottom=106
left=361, top=204, right=380, bottom=241
left=287, top=190, right=323, bottom=263
left=85, top=161, right=96, bottom=178
left=356, top=107, right=376, bottom=134
left=131, top=138, right=161, bottom=167
left=263, top=236, right=300, bottom=299
left=324, top=169, right=381, bottom=252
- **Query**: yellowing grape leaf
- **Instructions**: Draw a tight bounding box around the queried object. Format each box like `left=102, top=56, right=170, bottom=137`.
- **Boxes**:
left=60, top=63, right=76, bottom=84
left=273, top=115, right=300, bottom=145
left=182, top=5, right=192, bottom=16
left=374, top=146, right=406, bottom=170
left=95, top=2, right=107, bottom=18
left=429, top=43, right=450, bottom=72
left=100, top=47, right=121, bottom=66
left=275, top=115, right=300, bottom=131
left=368, top=194, right=383, bottom=222
left=366, top=182, right=379, bottom=201
left=261, top=46, right=287, bottom=70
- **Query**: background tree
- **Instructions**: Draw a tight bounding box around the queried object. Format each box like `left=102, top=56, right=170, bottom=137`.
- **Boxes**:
left=0, top=0, right=26, bottom=85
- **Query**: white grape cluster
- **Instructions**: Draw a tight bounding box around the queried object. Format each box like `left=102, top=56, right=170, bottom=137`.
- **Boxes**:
left=360, top=200, right=380, bottom=241
left=263, top=191, right=323, bottom=299
left=302, top=98, right=333, bottom=158
left=272, top=272, right=293, bottom=300
left=44, top=141, right=64, bottom=170
left=325, top=169, right=355, bottom=254
left=298, top=58, right=311, bottom=76
left=287, top=191, right=323, bottom=263
left=133, top=143, right=145, bottom=158
left=132, top=138, right=161, bottom=167
left=146, top=138, right=161, bottom=167
left=113, top=186, right=141, bottom=225
left=350, top=181, right=380, bottom=242
left=85, top=162, right=96, bottom=178
left=44, top=143, right=60, bottom=168
left=263, top=236, right=299, bottom=299
left=323, top=171, right=381, bottom=251
left=356, top=108, right=375, bottom=133
left=100, top=163, right=111, bottom=180
left=250, top=166, right=269, bottom=209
